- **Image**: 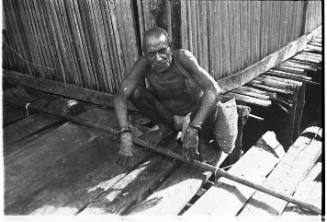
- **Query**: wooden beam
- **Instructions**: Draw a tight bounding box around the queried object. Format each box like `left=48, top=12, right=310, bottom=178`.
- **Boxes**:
left=238, top=126, right=322, bottom=217
left=217, top=26, right=321, bottom=93
left=226, top=92, right=272, bottom=107
left=5, top=107, right=152, bottom=215
left=281, top=163, right=322, bottom=217
left=4, top=114, right=61, bottom=146
left=185, top=131, right=285, bottom=216
left=3, top=70, right=136, bottom=111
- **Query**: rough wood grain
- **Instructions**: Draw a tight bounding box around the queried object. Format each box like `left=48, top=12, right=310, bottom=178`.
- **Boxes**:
left=281, top=162, right=321, bottom=217
left=5, top=107, right=151, bottom=215
left=185, top=131, right=285, bottom=215
left=238, top=126, right=322, bottom=217
left=4, top=114, right=61, bottom=146
left=226, top=92, right=272, bottom=107
left=3, top=70, right=136, bottom=110
left=79, top=154, right=180, bottom=215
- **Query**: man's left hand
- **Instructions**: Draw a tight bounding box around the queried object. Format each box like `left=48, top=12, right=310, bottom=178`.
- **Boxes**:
left=182, top=127, right=200, bottom=161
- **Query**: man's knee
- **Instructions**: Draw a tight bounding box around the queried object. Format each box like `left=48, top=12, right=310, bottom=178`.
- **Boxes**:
left=131, top=86, right=144, bottom=100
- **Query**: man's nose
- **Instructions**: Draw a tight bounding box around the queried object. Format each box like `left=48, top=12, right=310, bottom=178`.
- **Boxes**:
left=155, top=52, right=163, bottom=62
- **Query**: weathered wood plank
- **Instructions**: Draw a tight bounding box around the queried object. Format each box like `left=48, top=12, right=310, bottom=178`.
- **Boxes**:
left=3, top=70, right=136, bottom=110
left=185, top=131, right=285, bottom=215
left=216, top=26, right=321, bottom=93
left=3, top=103, right=25, bottom=126
left=127, top=146, right=238, bottom=216
left=5, top=122, right=98, bottom=211
left=79, top=154, right=180, bottom=215
left=247, top=82, right=293, bottom=95
left=127, top=163, right=212, bottom=215
left=5, top=107, right=152, bottom=215
left=281, top=162, right=322, bottom=217
left=238, top=126, right=322, bottom=217
left=226, top=92, right=272, bottom=107
left=4, top=114, right=61, bottom=146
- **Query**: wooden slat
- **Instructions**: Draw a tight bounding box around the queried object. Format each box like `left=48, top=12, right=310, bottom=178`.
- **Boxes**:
left=4, top=107, right=151, bottom=214
left=226, top=92, right=272, bottom=107
left=185, top=131, right=285, bottom=215
left=4, top=114, right=61, bottom=146
left=3, top=106, right=25, bottom=127
left=80, top=154, right=180, bottom=215
left=216, top=26, right=321, bottom=93
left=282, top=163, right=322, bottom=217
left=128, top=150, right=229, bottom=215
left=3, top=70, right=136, bottom=110
left=238, top=126, right=322, bottom=217
left=247, top=82, right=293, bottom=95
left=5, top=119, right=98, bottom=211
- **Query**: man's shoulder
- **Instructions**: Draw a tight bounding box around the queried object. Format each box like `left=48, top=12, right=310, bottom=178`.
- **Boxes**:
left=173, top=49, right=198, bottom=69
left=174, top=49, right=194, bottom=60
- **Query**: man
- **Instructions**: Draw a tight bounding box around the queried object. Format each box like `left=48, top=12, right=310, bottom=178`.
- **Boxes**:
left=114, top=27, right=234, bottom=167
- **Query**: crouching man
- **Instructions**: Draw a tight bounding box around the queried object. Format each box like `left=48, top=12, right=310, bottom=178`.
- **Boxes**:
left=114, top=27, right=238, bottom=167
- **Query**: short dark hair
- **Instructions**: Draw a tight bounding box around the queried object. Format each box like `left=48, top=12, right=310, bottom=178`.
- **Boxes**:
left=143, top=27, right=171, bottom=50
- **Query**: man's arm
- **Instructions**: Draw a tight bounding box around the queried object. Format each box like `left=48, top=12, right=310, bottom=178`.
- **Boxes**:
left=176, top=50, right=223, bottom=161
left=114, top=57, right=149, bottom=128
left=177, top=50, right=223, bottom=128
left=114, top=57, right=149, bottom=166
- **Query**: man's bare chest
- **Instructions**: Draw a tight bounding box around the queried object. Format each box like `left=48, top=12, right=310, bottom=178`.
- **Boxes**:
left=146, top=67, right=188, bottom=100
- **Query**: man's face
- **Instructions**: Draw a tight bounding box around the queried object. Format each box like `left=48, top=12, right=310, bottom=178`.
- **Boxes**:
left=144, top=34, right=172, bottom=73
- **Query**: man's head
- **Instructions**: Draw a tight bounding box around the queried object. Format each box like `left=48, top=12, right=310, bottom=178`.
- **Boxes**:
left=143, top=27, right=172, bottom=73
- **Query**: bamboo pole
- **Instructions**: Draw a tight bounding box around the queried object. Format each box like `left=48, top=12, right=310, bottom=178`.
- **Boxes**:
left=5, top=98, right=321, bottom=215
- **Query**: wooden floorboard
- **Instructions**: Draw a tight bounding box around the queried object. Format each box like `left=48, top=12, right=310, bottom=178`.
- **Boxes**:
left=237, top=126, right=322, bottom=217
left=5, top=107, right=153, bottom=215
left=281, top=162, right=322, bottom=217
left=185, top=131, right=285, bottom=216
left=127, top=150, right=228, bottom=215
left=5, top=117, right=98, bottom=213
left=4, top=114, right=61, bottom=146
left=79, top=154, right=180, bottom=215
left=3, top=105, right=25, bottom=127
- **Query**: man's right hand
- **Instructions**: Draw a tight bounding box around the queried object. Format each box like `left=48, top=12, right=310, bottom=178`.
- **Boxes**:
left=116, top=132, right=134, bottom=167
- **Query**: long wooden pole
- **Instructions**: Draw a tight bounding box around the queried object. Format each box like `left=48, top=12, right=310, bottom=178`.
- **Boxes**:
left=5, top=99, right=321, bottom=214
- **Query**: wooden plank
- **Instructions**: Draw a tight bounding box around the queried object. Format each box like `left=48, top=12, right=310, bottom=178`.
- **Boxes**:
left=238, top=86, right=277, bottom=98
left=216, top=26, right=321, bottom=93
left=4, top=107, right=152, bottom=215
left=254, top=76, right=295, bottom=90
left=4, top=114, right=61, bottom=146
left=185, top=131, right=285, bottom=215
left=283, top=60, right=318, bottom=72
left=80, top=154, right=180, bottom=215
left=260, top=74, right=302, bottom=87
left=127, top=163, right=212, bottom=215
left=226, top=92, right=272, bottom=107
left=282, top=162, right=321, bottom=217
left=3, top=105, right=25, bottom=127
left=5, top=120, right=98, bottom=211
left=238, top=126, right=322, bottom=217
left=247, top=82, right=293, bottom=95
left=3, top=70, right=136, bottom=110
left=231, top=88, right=270, bottom=101
left=127, top=107, right=251, bottom=215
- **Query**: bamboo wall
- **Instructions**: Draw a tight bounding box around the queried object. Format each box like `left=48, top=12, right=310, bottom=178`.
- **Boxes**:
left=3, top=0, right=139, bottom=93
left=180, top=0, right=321, bottom=80
left=3, top=0, right=322, bottom=94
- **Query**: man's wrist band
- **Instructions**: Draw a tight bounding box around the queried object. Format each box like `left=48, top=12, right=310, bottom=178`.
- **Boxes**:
left=118, top=126, right=132, bottom=135
left=189, top=124, right=202, bottom=132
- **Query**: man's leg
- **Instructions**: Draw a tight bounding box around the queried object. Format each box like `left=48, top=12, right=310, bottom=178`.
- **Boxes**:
left=129, top=86, right=176, bottom=144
